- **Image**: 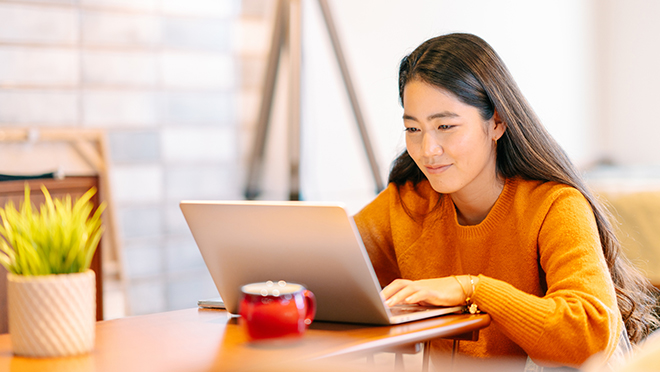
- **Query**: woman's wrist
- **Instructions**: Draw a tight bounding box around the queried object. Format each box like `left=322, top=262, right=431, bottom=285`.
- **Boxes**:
left=452, top=275, right=481, bottom=313
left=452, top=275, right=469, bottom=303
left=466, top=274, right=481, bottom=314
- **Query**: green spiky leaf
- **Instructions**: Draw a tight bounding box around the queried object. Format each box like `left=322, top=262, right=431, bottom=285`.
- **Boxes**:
left=0, top=184, right=105, bottom=276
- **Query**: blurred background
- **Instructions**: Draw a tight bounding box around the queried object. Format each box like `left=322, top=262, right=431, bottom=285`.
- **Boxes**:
left=0, top=0, right=658, bottom=319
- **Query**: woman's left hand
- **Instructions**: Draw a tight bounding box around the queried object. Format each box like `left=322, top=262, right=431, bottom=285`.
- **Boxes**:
left=381, top=277, right=470, bottom=307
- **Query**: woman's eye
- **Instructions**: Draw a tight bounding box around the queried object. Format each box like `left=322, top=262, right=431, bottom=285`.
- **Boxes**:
left=438, top=125, right=452, bottom=130
left=404, top=127, right=419, bottom=133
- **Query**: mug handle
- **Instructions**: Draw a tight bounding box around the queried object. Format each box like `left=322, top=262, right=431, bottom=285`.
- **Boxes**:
left=302, top=289, right=316, bottom=326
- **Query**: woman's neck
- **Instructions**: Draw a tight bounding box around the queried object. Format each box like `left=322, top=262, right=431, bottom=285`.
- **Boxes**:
left=451, top=174, right=506, bottom=226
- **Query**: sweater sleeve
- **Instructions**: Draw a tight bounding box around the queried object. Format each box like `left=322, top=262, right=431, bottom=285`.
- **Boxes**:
left=471, top=188, right=620, bottom=367
left=353, top=184, right=401, bottom=288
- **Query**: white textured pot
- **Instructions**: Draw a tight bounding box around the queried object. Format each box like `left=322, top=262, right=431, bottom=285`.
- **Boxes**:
left=7, top=270, right=96, bottom=357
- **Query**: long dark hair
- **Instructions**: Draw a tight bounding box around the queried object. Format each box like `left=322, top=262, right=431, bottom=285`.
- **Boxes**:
left=392, top=33, right=659, bottom=343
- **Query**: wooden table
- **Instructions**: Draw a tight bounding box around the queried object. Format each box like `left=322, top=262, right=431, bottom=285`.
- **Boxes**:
left=0, top=308, right=490, bottom=372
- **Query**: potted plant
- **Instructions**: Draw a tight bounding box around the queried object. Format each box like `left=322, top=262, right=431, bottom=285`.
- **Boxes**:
left=0, top=184, right=105, bottom=357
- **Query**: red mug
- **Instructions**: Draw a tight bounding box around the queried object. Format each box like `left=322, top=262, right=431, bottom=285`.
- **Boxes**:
left=238, top=281, right=316, bottom=341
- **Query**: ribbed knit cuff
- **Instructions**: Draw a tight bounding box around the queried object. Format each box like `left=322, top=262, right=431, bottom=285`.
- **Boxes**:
left=473, top=275, right=554, bottom=349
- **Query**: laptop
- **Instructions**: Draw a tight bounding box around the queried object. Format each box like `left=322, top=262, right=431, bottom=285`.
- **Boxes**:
left=180, top=200, right=464, bottom=325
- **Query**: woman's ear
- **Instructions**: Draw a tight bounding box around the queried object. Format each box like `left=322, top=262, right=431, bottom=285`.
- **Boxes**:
left=491, top=110, right=507, bottom=141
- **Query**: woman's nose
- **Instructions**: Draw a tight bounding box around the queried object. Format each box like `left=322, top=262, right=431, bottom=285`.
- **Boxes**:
left=422, top=133, right=443, bottom=156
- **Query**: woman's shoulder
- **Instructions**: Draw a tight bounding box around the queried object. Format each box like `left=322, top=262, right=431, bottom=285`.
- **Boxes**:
left=508, top=176, right=589, bottom=210
left=498, top=178, right=595, bottom=235
left=354, top=180, right=438, bottom=226
left=393, top=180, right=442, bottom=212
left=511, top=177, right=582, bottom=195
left=395, top=179, right=437, bottom=199
left=361, top=180, right=440, bottom=216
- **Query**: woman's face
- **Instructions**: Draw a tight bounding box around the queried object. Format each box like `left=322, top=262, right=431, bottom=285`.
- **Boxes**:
left=402, top=79, right=505, bottom=198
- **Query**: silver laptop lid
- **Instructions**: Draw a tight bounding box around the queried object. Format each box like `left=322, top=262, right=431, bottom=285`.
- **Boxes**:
left=180, top=200, right=393, bottom=324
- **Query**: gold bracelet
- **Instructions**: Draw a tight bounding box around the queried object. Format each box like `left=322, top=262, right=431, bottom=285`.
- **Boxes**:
left=467, top=274, right=481, bottom=314
left=452, top=275, right=470, bottom=306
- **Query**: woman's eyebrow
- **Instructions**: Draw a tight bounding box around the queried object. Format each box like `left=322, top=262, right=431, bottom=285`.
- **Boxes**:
left=402, top=111, right=459, bottom=121
left=428, top=111, right=459, bottom=120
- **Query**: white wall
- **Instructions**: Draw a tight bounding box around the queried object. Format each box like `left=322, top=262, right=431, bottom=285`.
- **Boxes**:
left=285, top=0, right=597, bottom=213
left=596, top=0, right=660, bottom=166
left=0, top=0, right=241, bottom=317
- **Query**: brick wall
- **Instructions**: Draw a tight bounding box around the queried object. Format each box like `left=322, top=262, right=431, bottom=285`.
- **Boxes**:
left=0, top=0, right=242, bottom=317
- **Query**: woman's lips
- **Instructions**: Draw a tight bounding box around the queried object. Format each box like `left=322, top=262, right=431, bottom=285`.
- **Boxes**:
left=424, top=164, right=451, bottom=174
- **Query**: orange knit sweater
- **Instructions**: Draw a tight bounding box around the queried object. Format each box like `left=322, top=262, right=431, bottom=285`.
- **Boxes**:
left=354, top=177, right=620, bottom=368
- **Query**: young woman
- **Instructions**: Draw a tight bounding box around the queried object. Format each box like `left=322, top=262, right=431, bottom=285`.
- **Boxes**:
left=353, top=33, right=658, bottom=370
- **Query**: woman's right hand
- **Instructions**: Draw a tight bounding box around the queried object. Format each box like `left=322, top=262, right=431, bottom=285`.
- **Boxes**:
left=381, top=276, right=473, bottom=307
